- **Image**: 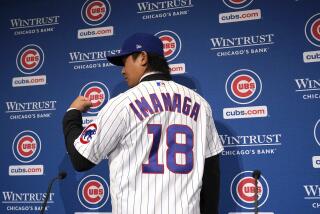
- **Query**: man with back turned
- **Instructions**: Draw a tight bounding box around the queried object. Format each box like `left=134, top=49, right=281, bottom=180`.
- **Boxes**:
left=63, top=32, right=223, bottom=214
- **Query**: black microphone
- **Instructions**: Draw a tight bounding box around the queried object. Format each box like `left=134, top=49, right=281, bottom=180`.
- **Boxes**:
left=252, top=170, right=261, bottom=214
left=252, top=170, right=261, bottom=179
left=40, top=171, right=67, bottom=214
left=57, top=171, right=67, bottom=180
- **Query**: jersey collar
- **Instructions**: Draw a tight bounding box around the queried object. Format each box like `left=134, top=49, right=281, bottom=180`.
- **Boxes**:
left=139, top=71, right=172, bottom=83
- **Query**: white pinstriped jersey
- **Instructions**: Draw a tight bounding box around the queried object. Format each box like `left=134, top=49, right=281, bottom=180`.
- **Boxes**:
left=74, top=79, right=223, bottom=214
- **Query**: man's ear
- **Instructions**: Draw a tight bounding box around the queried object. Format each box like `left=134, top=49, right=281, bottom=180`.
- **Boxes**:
left=139, top=51, right=148, bottom=66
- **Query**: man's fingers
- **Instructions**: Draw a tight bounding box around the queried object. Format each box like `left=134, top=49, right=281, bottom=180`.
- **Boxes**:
left=85, top=100, right=93, bottom=107
left=69, top=96, right=93, bottom=112
left=82, top=96, right=90, bottom=102
left=78, top=96, right=89, bottom=101
left=79, top=96, right=92, bottom=107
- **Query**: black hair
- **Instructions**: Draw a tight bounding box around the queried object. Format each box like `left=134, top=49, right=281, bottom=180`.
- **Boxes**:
left=131, top=52, right=171, bottom=78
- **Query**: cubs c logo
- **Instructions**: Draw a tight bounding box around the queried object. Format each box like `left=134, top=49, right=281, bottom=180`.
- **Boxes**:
left=314, top=119, right=320, bottom=146
left=230, top=171, right=269, bottom=209
left=305, top=13, right=320, bottom=47
left=222, top=0, right=254, bottom=9
left=225, top=69, right=262, bottom=104
left=81, top=0, right=111, bottom=26
left=80, top=123, right=97, bottom=144
left=155, top=30, right=182, bottom=62
left=16, top=44, right=44, bottom=75
left=12, top=130, right=41, bottom=163
left=80, top=81, right=110, bottom=114
left=77, top=175, right=109, bottom=210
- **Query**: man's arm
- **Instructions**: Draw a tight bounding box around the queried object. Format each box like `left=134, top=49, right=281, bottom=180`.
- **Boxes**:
left=62, top=96, right=95, bottom=172
left=200, top=155, right=220, bottom=214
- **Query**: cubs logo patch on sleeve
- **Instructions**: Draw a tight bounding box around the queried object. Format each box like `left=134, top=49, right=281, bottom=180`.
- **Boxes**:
left=80, top=123, right=97, bottom=144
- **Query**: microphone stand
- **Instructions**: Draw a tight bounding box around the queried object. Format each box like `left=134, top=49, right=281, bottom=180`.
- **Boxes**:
left=40, top=172, right=67, bottom=214
left=252, top=170, right=261, bottom=214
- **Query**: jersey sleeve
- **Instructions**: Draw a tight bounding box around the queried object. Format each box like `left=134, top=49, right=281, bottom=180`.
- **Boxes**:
left=205, top=104, right=224, bottom=158
left=73, top=96, right=128, bottom=164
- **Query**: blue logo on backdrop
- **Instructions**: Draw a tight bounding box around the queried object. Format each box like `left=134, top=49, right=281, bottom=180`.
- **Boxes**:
left=81, top=0, right=111, bottom=26
left=314, top=119, right=320, bottom=146
left=77, top=175, right=110, bottom=210
left=79, top=81, right=110, bottom=114
left=12, top=130, right=41, bottom=163
left=305, top=13, right=320, bottom=47
left=225, top=69, right=262, bottom=104
left=222, top=0, right=254, bottom=9
left=230, top=171, right=269, bottom=209
left=16, top=44, right=44, bottom=75
left=155, top=30, right=182, bottom=62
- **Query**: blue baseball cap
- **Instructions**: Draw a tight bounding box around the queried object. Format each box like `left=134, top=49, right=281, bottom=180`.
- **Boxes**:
left=107, top=33, right=164, bottom=66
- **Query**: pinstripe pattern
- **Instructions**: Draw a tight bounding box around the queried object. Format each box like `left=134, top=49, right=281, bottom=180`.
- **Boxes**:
left=74, top=80, right=223, bottom=214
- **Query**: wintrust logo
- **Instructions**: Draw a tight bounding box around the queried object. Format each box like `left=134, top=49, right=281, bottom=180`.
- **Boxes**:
left=294, top=78, right=320, bottom=100
left=303, top=184, right=320, bottom=209
left=155, top=30, right=185, bottom=74
left=5, top=100, right=57, bottom=120
left=2, top=191, right=54, bottom=211
left=303, top=13, right=320, bottom=63
left=223, top=69, right=268, bottom=119
left=220, top=133, right=282, bottom=156
left=10, top=16, right=60, bottom=36
left=78, top=0, right=113, bottom=39
left=137, top=0, right=194, bottom=20
left=210, top=34, right=274, bottom=57
left=68, top=49, right=119, bottom=70
left=13, top=44, right=46, bottom=87
left=219, top=0, right=261, bottom=24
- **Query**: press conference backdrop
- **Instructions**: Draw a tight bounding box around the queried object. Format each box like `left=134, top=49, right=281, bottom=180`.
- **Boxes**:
left=0, top=0, right=319, bottom=213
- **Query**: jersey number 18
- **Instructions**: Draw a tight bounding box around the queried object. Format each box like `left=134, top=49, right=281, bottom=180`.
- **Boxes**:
left=142, top=124, right=194, bottom=174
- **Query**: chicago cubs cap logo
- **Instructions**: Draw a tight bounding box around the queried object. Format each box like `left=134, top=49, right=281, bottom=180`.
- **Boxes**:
left=77, top=175, right=109, bottom=210
left=225, top=69, right=262, bottom=104
left=12, top=130, right=41, bottom=163
left=222, top=0, right=254, bottom=9
left=80, top=123, right=97, bottom=144
left=16, top=44, right=44, bottom=75
left=81, top=0, right=111, bottom=26
left=80, top=81, right=110, bottom=114
left=230, top=171, right=269, bottom=209
left=305, top=13, right=320, bottom=47
left=155, top=30, right=182, bottom=62
left=314, top=119, right=320, bottom=146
